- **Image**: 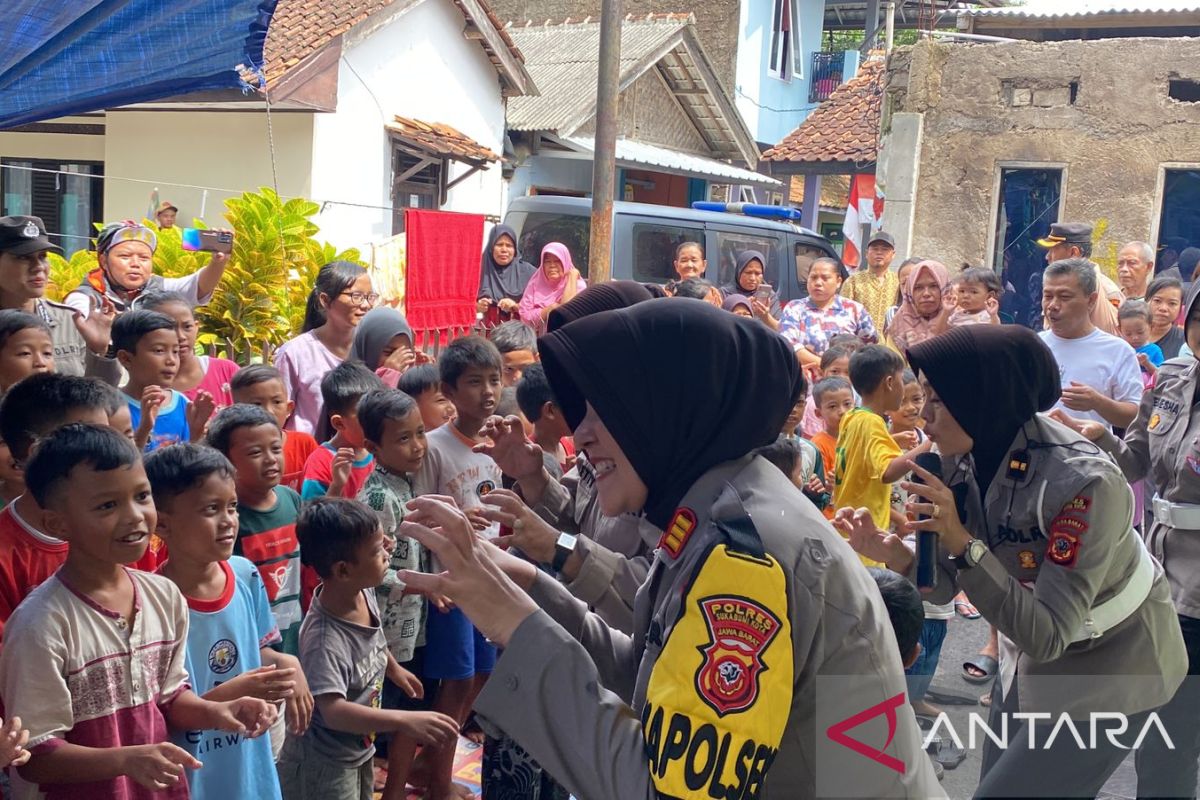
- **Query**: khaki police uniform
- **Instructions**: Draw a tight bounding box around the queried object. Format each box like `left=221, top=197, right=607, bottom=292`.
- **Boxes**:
left=476, top=455, right=943, bottom=799
left=1098, top=354, right=1200, bottom=796
left=36, top=299, right=120, bottom=385
left=527, top=458, right=655, bottom=634
left=918, top=414, right=1184, bottom=796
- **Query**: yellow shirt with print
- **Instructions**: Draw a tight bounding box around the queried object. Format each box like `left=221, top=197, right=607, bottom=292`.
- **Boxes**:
left=833, top=407, right=903, bottom=567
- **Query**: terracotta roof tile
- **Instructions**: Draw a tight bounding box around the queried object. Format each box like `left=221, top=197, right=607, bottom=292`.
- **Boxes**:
left=387, top=115, right=500, bottom=164
left=762, top=59, right=884, bottom=165
left=263, top=0, right=523, bottom=83
left=788, top=174, right=851, bottom=209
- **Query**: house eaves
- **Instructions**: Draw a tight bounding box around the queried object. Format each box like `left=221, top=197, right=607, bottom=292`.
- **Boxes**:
left=506, top=14, right=758, bottom=166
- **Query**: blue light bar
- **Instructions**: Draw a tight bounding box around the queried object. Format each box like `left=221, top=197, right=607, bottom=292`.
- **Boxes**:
left=692, top=201, right=804, bottom=221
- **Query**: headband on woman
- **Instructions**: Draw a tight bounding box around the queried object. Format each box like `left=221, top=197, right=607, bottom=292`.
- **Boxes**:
left=96, top=221, right=158, bottom=255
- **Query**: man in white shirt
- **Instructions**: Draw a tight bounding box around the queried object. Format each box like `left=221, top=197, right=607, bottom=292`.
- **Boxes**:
left=1037, top=221, right=1122, bottom=335
left=1039, top=257, right=1142, bottom=429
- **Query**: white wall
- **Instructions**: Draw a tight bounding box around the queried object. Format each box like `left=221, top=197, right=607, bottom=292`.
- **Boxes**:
left=0, top=117, right=106, bottom=163
left=507, top=155, right=593, bottom=200
left=309, top=0, right=510, bottom=249
left=103, top=111, right=315, bottom=225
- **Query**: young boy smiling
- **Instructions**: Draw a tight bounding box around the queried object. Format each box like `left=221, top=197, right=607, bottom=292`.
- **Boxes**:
left=0, top=424, right=274, bottom=799
left=146, top=444, right=309, bottom=800
left=356, top=389, right=430, bottom=800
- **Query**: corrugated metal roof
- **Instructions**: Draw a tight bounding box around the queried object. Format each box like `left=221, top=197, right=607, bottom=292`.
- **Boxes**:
left=563, top=136, right=781, bottom=188
left=961, top=1, right=1200, bottom=18
left=506, top=17, right=689, bottom=132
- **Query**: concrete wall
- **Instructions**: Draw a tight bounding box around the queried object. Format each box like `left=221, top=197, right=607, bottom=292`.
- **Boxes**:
left=734, top=0, right=827, bottom=146
left=879, top=37, right=1200, bottom=268
left=0, top=117, right=106, bottom=163
left=507, top=154, right=593, bottom=198
left=309, top=0, right=509, bottom=248
left=488, top=0, right=742, bottom=91
left=103, top=111, right=314, bottom=225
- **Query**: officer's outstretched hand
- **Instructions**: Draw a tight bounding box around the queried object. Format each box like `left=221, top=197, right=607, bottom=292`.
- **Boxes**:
left=400, top=495, right=539, bottom=648
left=833, top=507, right=911, bottom=572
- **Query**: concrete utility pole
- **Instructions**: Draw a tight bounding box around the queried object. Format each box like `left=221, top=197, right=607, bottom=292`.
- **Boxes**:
left=588, top=0, right=622, bottom=284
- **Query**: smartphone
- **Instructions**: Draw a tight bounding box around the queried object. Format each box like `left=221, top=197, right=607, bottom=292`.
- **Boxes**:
left=181, top=228, right=233, bottom=254
left=754, top=284, right=773, bottom=303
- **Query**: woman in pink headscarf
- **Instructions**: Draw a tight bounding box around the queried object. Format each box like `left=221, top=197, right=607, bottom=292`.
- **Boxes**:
left=887, top=259, right=951, bottom=351
left=518, top=242, right=587, bottom=332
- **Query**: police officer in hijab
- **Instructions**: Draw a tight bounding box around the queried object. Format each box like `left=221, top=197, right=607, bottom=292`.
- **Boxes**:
left=398, top=299, right=941, bottom=798
left=1059, top=279, right=1200, bottom=797
left=841, top=324, right=1185, bottom=798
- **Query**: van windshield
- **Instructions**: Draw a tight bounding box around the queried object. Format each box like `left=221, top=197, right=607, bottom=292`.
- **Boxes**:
left=511, top=212, right=592, bottom=279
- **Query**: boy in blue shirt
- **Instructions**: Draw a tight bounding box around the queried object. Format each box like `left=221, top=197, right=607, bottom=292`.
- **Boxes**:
left=114, top=310, right=214, bottom=452
left=146, top=443, right=310, bottom=800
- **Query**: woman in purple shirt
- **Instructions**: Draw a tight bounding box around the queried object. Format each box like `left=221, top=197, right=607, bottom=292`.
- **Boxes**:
left=273, top=262, right=376, bottom=434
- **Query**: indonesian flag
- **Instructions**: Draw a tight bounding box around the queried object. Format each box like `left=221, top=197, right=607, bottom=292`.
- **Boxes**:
left=842, top=174, right=884, bottom=269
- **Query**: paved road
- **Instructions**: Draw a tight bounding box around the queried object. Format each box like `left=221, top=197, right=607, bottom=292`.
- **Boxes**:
left=925, top=611, right=1144, bottom=799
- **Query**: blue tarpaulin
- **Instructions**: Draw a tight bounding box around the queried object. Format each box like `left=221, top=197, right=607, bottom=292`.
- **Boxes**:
left=1, top=0, right=278, bottom=128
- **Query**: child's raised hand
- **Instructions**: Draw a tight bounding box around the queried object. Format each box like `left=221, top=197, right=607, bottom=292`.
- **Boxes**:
left=210, top=697, right=276, bottom=739
left=0, top=716, right=30, bottom=768
left=985, top=295, right=1001, bottom=320
left=382, top=347, right=417, bottom=374
left=120, top=742, right=202, bottom=790
left=832, top=506, right=906, bottom=566
left=330, top=447, right=356, bottom=496
left=892, top=430, right=919, bottom=450
left=475, top=415, right=543, bottom=482
left=805, top=475, right=826, bottom=496
left=135, top=386, right=167, bottom=451
left=387, top=661, right=424, bottom=700
left=187, top=391, right=216, bottom=442
left=396, top=710, right=459, bottom=746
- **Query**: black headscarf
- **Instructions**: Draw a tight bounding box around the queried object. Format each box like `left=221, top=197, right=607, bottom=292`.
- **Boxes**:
left=478, top=224, right=536, bottom=303
left=539, top=298, right=803, bottom=528
left=546, top=281, right=655, bottom=332
left=722, top=250, right=766, bottom=295
left=906, top=325, right=1060, bottom=492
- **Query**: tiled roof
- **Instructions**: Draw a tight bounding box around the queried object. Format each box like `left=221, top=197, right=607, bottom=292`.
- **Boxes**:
left=761, top=59, right=883, bottom=166
left=505, top=15, right=692, bottom=132
left=961, top=0, right=1200, bottom=18
left=387, top=116, right=500, bottom=164
left=263, top=0, right=524, bottom=83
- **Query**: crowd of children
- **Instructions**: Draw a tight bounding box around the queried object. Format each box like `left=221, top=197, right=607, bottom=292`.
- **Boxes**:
left=0, top=214, right=1031, bottom=800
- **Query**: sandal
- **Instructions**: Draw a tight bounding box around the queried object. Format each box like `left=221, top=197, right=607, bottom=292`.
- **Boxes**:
left=954, top=598, right=981, bottom=619
left=927, top=737, right=968, bottom=769
left=962, top=654, right=998, bottom=684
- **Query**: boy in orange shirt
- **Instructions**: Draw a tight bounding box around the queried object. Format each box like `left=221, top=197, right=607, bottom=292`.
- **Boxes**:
left=809, top=376, right=854, bottom=519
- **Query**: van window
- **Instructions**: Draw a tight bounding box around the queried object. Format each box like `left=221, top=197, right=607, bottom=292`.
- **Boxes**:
left=715, top=233, right=781, bottom=291
left=794, top=243, right=827, bottom=285
left=514, top=213, right=592, bottom=279
left=631, top=222, right=705, bottom=284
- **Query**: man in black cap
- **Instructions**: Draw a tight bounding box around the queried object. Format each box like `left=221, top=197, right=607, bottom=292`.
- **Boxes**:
left=843, top=230, right=899, bottom=332
left=1037, top=221, right=1121, bottom=335
left=0, top=216, right=117, bottom=381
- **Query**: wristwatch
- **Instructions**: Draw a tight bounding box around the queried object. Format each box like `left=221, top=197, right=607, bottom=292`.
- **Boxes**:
left=551, top=532, right=578, bottom=574
left=954, top=538, right=987, bottom=570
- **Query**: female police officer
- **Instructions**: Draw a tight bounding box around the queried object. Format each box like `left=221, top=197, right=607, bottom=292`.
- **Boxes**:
left=1058, top=279, right=1200, bottom=797
left=840, top=324, right=1184, bottom=798
left=397, top=299, right=941, bottom=798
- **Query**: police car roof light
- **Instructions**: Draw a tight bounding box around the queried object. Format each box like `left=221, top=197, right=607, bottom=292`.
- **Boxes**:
left=691, top=201, right=804, bottom=222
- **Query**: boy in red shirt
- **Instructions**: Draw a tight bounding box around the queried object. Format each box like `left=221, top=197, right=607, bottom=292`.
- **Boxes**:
left=0, top=374, right=116, bottom=640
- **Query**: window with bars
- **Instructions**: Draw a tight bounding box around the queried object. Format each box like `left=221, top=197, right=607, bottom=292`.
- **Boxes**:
left=0, top=159, right=103, bottom=257
left=768, top=0, right=804, bottom=81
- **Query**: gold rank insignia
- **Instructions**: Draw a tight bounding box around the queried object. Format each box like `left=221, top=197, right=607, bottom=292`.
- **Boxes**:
left=660, top=508, right=697, bottom=557
left=1019, top=550, right=1037, bottom=570
left=1149, top=414, right=1161, bottom=430
left=1008, top=457, right=1028, bottom=477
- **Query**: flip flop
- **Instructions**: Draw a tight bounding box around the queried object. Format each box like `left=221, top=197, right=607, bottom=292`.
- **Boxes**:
left=927, top=737, right=968, bottom=769
left=954, top=598, right=981, bottom=619
left=924, top=686, right=982, bottom=706
left=962, top=654, right=998, bottom=684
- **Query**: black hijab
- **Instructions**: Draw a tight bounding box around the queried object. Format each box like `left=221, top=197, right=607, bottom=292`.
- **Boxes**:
left=478, top=224, right=536, bottom=302
left=907, top=325, right=1060, bottom=491
left=546, top=281, right=655, bottom=332
left=722, top=249, right=766, bottom=296
left=539, top=298, right=803, bottom=528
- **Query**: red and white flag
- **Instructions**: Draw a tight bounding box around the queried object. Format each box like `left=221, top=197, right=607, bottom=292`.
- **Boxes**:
left=842, top=174, right=884, bottom=269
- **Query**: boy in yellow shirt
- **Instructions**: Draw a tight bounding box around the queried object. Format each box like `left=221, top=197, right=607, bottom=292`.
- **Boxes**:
left=834, top=345, right=932, bottom=565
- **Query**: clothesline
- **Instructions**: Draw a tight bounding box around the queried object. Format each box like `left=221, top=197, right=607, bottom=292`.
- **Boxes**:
left=1, top=163, right=500, bottom=221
